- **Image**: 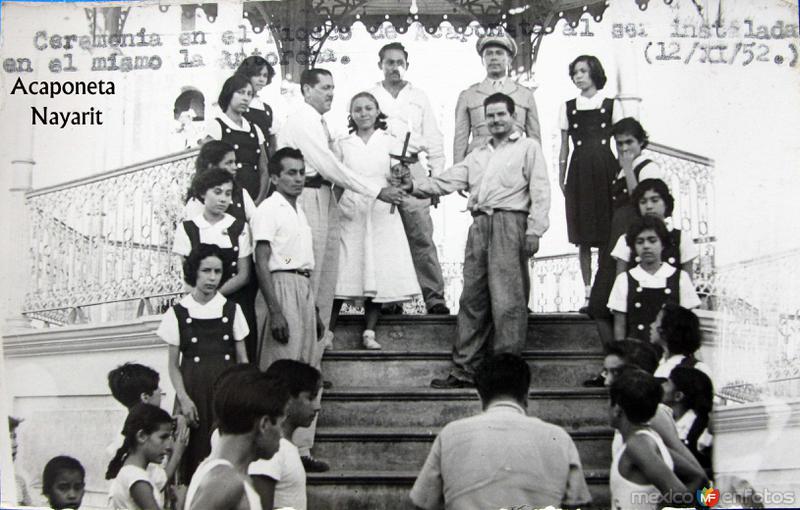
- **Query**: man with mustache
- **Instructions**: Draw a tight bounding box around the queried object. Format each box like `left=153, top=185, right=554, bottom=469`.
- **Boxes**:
left=394, top=93, right=550, bottom=388
left=367, top=42, right=449, bottom=315
left=453, top=32, right=541, bottom=163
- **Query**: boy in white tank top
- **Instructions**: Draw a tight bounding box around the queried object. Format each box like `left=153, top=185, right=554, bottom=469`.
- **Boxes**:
left=185, top=366, right=289, bottom=510
left=609, top=369, right=692, bottom=510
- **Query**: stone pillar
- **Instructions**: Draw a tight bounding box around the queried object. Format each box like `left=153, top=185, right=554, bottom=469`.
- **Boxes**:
left=615, top=50, right=642, bottom=119
left=2, top=159, right=34, bottom=334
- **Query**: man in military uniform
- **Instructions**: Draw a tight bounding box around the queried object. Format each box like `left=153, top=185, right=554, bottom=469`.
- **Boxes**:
left=453, top=33, right=541, bottom=163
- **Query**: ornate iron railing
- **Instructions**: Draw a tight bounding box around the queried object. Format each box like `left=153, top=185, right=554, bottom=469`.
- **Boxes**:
left=713, top=249, right=800, bottom=403
left=22, top=141, right=715, bottom=325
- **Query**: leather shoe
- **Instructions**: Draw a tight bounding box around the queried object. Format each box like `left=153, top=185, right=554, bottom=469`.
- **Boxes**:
left=427, top=303, right=451, bottom=315
left=301, top=455, right=330, bottom=472
left=430, top=375, right=474, bottom=389
left=582, top=373, right=606, bottom=387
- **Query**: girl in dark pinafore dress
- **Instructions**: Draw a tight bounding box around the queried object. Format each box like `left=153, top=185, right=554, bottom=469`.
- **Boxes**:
left=559, top=55, right=623, bottom=309
left=205, top=74, right=268, bottom=205
left=157, top=244, right=249, bottom=483
left=235, top=56, right=276, bottom=162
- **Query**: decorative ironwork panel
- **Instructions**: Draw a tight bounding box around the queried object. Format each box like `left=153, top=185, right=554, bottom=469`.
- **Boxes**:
left=714, top=249, right=800, bottom=403
left=24, top=150, right=197, bottom=319
left=644, top=142, right=715, bottom=308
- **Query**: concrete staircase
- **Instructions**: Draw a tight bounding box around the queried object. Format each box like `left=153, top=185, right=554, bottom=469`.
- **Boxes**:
left=307, top=314, right=610, bottom=509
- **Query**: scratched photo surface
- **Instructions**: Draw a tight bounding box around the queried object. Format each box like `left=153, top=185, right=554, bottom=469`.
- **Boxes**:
left=1, top=0, right=799, bottom=507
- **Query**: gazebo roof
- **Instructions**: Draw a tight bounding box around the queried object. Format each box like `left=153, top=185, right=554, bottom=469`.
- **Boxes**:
left=242, top=0, right=637, bottom=35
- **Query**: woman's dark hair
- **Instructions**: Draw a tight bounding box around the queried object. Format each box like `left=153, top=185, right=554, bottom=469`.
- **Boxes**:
left=218, top=74, right=253, bottom=112
left=625, top=215, right=672, bottom=254
left=43, top=456, right=85, bottom=497
left=189, top=167, right=234, bottom=203
left=660, top=303, right=702, bottom=356
left=105, top=404, right=172, bottom=480
left=668, top=366, right=713, bottom=453
left=195, top=140, right=235, bottom=173
left=347, top=92, right=388, bottom=133
left=612, top=117, right=649, bottom=149
left=633, top=178, right=675, bottom=218
left=235, top=56, right=275, bottom=84
left=569, top=55, right=607, bottom=89
left=183, top=243, right=230, bottom=287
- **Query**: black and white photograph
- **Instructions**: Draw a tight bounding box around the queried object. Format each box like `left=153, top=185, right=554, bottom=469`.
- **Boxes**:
left=0, top=0, right=799, bottom=508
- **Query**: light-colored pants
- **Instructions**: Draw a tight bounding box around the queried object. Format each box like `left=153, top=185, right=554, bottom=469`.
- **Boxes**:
left=301, top=186, right=339, bottom=330
left=256, top=272, right=325, bottom=456
left=397, top=196, right=446, bottom=309
left=450, top=211, right=530, bottom=382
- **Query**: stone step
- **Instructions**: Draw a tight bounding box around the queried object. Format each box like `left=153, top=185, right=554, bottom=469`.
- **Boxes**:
left=313, top=426, right=613, bottom=471
left=331, top=313, right=601, bottom=352
left=319, top=387, right=609, bottom=429
left=321, top=350, right=603, bottom=387
left=307, top=470, right=610, bottom=510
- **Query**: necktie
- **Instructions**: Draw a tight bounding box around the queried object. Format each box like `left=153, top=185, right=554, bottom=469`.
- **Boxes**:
left=320, top=116, right=335, bottom=151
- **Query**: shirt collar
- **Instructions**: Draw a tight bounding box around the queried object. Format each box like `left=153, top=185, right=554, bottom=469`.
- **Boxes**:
left=485, top=399, right=526, bottom=415
left=218, top=112, right=253, bottom=132
left=300, top=100, right=325, bottom=120
left=486, top=130, right=522, bottom=150
left=190, top=213, right=233, bottom=230
left=181, top=291, right=224, bottom=308
left=630, top=263, right=677, bottom=280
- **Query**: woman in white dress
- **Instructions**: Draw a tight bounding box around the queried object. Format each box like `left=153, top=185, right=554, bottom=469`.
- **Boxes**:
left=330, top=92, right=421, bottom=350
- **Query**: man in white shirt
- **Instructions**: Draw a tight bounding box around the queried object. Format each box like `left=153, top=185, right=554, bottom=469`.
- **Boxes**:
left=276, top=68, right=406, bottom=336
left=410, top=354, right=592, bottom=510
left=251, top=147, right=328, bottom=472
left=250, top=360, right=322, bottom=510
left=367, top=42, right=449, bottom=314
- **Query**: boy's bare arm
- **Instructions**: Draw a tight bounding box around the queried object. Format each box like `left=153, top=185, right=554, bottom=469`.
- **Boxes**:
left=627, top=434, right=690, bottom=505
left=189, top=468, right=246, bottom=510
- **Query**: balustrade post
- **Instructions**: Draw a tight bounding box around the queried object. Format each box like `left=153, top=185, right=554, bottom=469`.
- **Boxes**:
left=2, top=159, right=34, bottom=334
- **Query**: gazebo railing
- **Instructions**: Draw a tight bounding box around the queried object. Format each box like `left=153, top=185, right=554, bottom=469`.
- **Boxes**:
left=22, top=141, right=715, bottom=325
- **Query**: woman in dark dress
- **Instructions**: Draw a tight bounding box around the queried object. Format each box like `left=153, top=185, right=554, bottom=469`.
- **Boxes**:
left=157, top=244, right=249, bottom=483
left=235, top=56, right=276, bottom=166
left=204, top=74, right=269, bottom=204
left=559, top=55, right=623, bottom=309
left=586, top=119, right=665, bottom=349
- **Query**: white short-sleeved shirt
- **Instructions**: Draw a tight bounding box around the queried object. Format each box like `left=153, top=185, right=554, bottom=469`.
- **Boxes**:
left=616, top=154, right=664, bottom=181
left=248, top=438, right=307, bottom=510
left=674, top=409, right=713, bottom=450
left=607, top=264, right=701, bottom=313
left=108, top=464, right=166, bottom=510
left=559, top=93, right=624, bottom=131
left=172, top=213, right=252, bottom=258
left=205, top=112, right=266, bottom=146
left=183, top=189, right=257, bottom=223
left=654, top=354, right=713, bottom=379
left=156, top=293, right=249, bottom=346
left=610, top=222, right=698, bottom=266
left=251, top=192, right=314, bottom=272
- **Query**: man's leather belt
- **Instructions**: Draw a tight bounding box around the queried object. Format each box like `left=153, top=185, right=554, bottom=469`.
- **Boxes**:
left=471, top=209, right=526, bottom=218
left=304, top=174, right=332, bottom=189
left=271, top=269, right=312, bottom=278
